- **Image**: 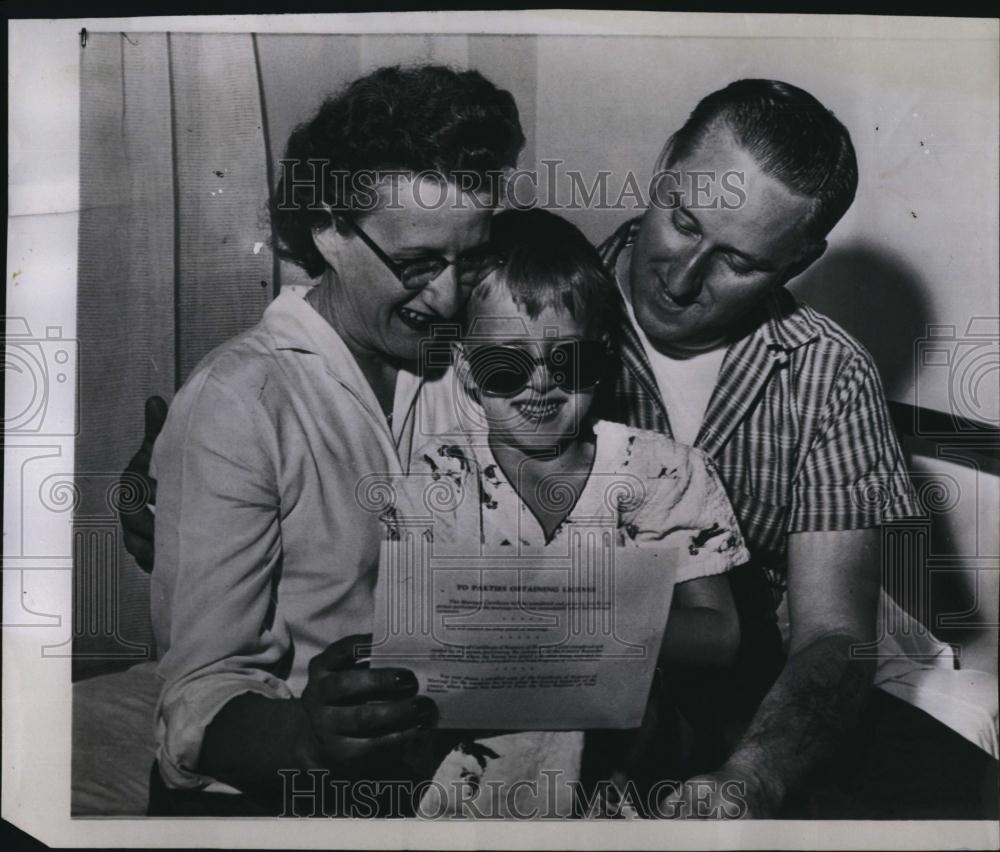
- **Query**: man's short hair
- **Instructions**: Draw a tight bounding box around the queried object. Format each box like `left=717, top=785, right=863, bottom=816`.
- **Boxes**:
left=663, top=79, right=858, bottom=241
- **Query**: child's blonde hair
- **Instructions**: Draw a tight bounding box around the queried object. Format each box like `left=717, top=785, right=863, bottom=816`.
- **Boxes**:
left=466, top=208, right=620, bottom=337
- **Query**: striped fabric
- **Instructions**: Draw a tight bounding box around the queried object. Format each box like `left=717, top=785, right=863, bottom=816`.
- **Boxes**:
left=595, top=218, right=920, bottom=606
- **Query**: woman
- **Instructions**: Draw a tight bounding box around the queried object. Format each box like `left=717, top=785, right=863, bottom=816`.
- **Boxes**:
left=147, top=64, right=524, bottom=814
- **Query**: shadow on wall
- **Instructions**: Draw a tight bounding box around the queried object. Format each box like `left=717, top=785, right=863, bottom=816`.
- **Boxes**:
left=793, top=243, right=998, bottom=673
left=790, top=241, right=931, bottom=403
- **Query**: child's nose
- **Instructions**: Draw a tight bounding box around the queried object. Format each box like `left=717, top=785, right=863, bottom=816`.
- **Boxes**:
left=526, top=359, right=555, bottom=392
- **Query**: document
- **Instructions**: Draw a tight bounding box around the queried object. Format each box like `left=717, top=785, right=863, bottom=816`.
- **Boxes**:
left=371, top=526, right=677, bottom=729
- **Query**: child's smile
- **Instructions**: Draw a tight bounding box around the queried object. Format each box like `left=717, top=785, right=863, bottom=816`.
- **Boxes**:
left=512, top=395, right=566, bottom=423
left=462, top=286, right=603, bottom=452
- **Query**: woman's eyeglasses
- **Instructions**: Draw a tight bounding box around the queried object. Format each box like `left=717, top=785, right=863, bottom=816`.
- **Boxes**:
left=340, top=216, right=504, bottom=291
left=465, top=340, right=608, bottom=397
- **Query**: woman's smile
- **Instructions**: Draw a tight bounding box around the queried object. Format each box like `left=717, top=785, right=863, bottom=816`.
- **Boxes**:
left=396, top=304, right=440, bottom=332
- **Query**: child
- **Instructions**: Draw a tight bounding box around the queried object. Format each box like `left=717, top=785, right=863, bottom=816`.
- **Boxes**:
left=390, top=209, right=749, bottom=818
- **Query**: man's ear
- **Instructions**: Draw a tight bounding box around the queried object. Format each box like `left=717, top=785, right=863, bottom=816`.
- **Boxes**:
left=780, top=239, right=827, bottom=286
left=652, top=132, right=679, bottom=175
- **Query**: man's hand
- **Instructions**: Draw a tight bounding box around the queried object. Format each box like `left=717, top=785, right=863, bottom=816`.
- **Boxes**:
left=690, top=529, right=880, bottom=817
left=298, top=633, right=437, bottom=776
left=119, top=395, right=167, bottom=572
left=656, top=761, right=782, bottom=819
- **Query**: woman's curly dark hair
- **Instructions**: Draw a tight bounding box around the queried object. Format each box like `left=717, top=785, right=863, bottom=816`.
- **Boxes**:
left=270, top=64, right=525, bottom=278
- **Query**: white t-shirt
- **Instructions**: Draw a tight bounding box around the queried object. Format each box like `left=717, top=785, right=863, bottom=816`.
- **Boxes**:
left=616, top=248, right=728, bottom=445
left=639, top=337, right=728, bottom=446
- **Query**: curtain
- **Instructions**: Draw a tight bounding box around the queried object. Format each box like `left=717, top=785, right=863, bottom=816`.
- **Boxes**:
left=74, top=33, right=274, bottom=677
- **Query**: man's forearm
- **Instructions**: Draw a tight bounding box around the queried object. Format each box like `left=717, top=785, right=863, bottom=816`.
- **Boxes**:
left=724, top=632, right=876, bottom=811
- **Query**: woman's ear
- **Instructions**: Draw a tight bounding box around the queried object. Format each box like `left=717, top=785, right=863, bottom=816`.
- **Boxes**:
left=311, top=218, right=344, bottom=268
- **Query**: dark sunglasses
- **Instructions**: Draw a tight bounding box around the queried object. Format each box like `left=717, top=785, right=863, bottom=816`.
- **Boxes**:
left=466, top=340, right=609, bottom=397
left=339, top=215, right=504, bottom=291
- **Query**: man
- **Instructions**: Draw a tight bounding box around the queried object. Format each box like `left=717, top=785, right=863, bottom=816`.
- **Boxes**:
left=588, top=79, right=996, bottom=819
left=120, top=78, right=996, bottom=818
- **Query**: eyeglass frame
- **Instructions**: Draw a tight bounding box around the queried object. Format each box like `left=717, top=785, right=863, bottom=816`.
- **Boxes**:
left=335, top=213, right=505, bottom=291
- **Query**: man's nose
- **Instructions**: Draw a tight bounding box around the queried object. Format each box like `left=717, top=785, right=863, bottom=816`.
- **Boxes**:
left=422, top=265, right=463, bottom=319
left=666, top=246, right=708, bottom=304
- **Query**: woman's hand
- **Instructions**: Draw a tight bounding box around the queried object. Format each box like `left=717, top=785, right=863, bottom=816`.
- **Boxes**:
left=299, top=633, right=438, bottom=777
left=201, top=633, right=438, bottom=803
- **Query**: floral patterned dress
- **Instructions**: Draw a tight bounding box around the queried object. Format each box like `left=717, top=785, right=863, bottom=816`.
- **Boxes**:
left=391, top=419, right=749, bottom=818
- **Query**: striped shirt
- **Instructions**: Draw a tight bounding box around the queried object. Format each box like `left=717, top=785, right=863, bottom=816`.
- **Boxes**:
left=594, top=218, right=919, bottom=608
